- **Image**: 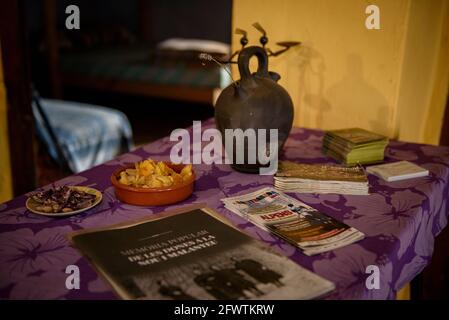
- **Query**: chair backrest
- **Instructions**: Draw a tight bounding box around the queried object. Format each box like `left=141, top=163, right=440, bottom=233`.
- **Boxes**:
left=31, top=89, right=72, bottom=173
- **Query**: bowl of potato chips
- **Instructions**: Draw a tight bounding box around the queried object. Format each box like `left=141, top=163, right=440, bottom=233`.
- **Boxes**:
left=111, top=159, right=195, bottom=206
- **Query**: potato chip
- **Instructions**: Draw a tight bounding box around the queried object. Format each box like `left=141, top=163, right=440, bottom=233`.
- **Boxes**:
left=118, top=159, right=193, bottom=188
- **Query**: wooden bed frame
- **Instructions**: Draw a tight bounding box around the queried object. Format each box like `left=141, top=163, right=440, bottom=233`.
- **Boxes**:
left=43, top=0, right=220, bottom=105
left=62, top=74, right=221, bottom=105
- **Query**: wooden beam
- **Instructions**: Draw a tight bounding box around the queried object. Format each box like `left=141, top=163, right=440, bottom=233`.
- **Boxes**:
left=43, top=0, right=62, bottom=98
left=0, top=0, right=37, bottom=196
left=439, top=90, right=449, bottom=146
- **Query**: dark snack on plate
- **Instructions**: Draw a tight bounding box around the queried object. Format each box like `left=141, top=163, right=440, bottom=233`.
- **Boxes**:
left=31, top=186, right=97, bottom=213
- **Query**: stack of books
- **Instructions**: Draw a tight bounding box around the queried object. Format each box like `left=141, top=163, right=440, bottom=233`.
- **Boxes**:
left=221, top=187, right=365, bottom=256
left=323, top=128, right=389, bottom=166
left=274, top=161, right=369, bottom=195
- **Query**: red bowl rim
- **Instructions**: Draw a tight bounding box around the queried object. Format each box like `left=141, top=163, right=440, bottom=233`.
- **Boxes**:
left=110, top=162, right=195, bottom=193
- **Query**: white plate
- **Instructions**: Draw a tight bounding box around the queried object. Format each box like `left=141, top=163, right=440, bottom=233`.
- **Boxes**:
left=26, top=186, right=102, bottom=217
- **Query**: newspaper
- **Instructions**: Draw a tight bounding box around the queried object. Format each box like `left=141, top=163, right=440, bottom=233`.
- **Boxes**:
left=221, top=187, right=364, bottom=256
left=69, top=205, right=335, bottom=299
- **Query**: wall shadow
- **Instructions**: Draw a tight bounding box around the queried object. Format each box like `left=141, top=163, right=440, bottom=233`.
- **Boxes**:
left=293, top=48, right=391, bottom=135
left=293, top=43, right=331, bottom=128
left=325, top=53, right=391, bottom=135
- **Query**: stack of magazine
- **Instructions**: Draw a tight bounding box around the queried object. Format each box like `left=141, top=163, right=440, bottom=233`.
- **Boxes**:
left=221, top=187, right=365, bottom=256
left=274, top=161, right=369, bottom=195
left=323, top=128, right=389, bottom=165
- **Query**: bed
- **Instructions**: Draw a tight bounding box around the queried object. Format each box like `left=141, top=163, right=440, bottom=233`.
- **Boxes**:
left=58, top=41, right=232, bottom=105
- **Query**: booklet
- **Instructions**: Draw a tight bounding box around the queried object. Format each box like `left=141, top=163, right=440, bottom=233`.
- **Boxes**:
left=221, top=188, right=364, bottom=255
left=366, top=160, right=429, bottom=182
left=274, top=161, right=369, bottom=195
left=322, top=128, right=389, bottom=165
left=69, top=205, right=335, bottom=300
left=324, top=128, right=387, bottom=147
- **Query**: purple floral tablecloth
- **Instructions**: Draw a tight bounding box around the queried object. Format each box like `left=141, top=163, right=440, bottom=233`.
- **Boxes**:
left=1, top=119, right=448, bottom=300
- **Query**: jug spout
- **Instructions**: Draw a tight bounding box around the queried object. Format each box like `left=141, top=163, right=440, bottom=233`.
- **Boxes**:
left=269, top=71, right=281, bottom=82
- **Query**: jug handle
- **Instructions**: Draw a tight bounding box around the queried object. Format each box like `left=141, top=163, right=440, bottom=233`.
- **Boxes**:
left=238, top=46, right=269, bottom=80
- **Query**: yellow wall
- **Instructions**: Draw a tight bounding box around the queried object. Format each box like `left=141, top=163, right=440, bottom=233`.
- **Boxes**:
left=232, top=0, right=449, bottom=144
left=397, top=0, right=449, bottom=144
left=0, top=45, right=13, bottom=202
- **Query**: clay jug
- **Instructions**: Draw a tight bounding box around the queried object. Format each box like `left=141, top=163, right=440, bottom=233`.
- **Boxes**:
left=215, top=46, right=294, bottom=173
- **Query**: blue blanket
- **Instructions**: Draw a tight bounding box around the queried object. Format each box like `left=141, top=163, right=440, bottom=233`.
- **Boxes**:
left=33, top=99, right=133, bottom=173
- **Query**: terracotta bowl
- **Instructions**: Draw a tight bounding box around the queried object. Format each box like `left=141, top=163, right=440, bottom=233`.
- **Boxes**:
left=110, top=163, right=195, bottom=206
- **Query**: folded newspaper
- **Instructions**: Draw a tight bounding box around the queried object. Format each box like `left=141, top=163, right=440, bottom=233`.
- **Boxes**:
left=221, top=187, right=364, bottom=255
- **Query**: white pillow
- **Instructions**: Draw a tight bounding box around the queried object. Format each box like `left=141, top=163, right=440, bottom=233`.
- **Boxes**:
left=157, top=38, right=230, bottom=54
